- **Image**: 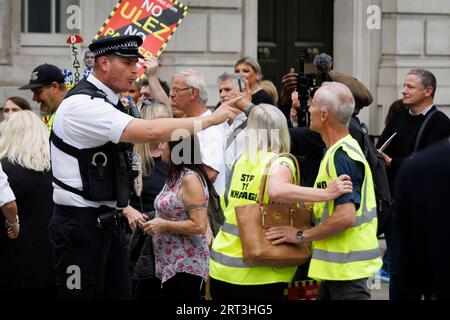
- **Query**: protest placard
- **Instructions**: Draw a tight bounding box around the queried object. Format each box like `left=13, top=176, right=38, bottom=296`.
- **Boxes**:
left=94, top=0, right=188, bottom=59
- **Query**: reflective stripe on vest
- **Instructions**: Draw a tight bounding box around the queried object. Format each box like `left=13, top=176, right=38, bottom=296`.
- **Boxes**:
left=210, top=152, right=298, bottom=285
left=221, top=222, right=240, bottom=237
left=223, top=154, right=242, bottom=208
left=310, top=135, right=381, bottom=280
left=210, top=249, right=249, bottom=268
left=319, top=177, right=377, bottom=227
left=312, top=248, right=381, bottom=263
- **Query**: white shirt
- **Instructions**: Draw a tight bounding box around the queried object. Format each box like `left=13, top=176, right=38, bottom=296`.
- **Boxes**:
left=409, top=104, right=434, bottom=116
left=51, top=74, right=134, bottom=207
left=197, top=110, right=227, bottom=195
left=0, top=163, right=15, bottom=206
left=224, top=112, right=247, bottom=187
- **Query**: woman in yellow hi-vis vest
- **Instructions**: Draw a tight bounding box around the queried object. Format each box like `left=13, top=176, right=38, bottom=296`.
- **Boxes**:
left=266, top=83, right=382, bottom=300
left=209, top=104, right=353, bottom=300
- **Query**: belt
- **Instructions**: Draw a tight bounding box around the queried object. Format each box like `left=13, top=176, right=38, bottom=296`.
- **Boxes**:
left=54, top=204, right=124, bottom=228
left=54, top=204, right=120, bottom=217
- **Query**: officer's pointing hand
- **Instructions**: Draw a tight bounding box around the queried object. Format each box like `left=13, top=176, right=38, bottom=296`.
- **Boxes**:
left=212, top=96, right=243, bottom=125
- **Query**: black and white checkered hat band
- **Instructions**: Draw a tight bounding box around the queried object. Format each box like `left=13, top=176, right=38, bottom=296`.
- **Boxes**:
left=93, top=41, right=139, bottom=56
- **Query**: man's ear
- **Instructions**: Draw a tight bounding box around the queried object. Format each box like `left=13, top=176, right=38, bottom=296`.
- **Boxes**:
left=190, top=87, right=199, bottom=101
left=97, top=56, right=109, bottom=71
left=321, top=109, right=329, bottom=123
left=424, top=86, right=434, bottom=98
left=50, top=82, right=60, bottom=92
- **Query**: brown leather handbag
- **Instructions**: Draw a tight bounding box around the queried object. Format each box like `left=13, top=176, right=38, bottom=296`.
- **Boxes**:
left=235, top=153, right=312, bottom=267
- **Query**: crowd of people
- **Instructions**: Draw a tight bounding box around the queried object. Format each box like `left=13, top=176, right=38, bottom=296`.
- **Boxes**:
left=1, top=35, right=449, bottom=301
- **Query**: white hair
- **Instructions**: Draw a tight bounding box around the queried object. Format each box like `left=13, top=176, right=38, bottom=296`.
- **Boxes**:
left=0, top=110, right=50, bottom=172
left=316, top=82, right=355, bottom=127
left=173, top=69, right=208, bottom=104
left=244, top=104, right=290, bottom=159
left=82, top=48, right=93, bottom=59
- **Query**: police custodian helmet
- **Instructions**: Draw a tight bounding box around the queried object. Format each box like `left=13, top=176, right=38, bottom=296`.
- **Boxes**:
left=89, top=35, right=144, bottom=59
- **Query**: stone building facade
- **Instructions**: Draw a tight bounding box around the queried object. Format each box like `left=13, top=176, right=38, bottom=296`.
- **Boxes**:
left=0, top=0, right=449, bottom=133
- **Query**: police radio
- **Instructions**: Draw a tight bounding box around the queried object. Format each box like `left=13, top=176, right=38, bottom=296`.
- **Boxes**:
left=126, top=95, right=141, bottom=118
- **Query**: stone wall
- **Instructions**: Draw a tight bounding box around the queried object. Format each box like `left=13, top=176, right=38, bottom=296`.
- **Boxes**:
left=0, top=0, right=257, bottom=109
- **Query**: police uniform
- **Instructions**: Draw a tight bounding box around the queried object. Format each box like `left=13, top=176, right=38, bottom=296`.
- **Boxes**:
left=48, top=35, right=143, bottom=299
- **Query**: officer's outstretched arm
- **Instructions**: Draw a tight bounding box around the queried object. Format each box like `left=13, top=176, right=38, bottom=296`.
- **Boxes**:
left=120, top=97, right=243, bottom=143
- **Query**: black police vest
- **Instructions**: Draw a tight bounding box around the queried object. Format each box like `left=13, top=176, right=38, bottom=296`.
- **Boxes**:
left=50, top=79, right=134, bottom=208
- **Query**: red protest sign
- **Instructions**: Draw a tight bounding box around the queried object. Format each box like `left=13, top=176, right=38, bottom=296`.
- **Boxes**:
left=94, top=0, right=188, bottom=59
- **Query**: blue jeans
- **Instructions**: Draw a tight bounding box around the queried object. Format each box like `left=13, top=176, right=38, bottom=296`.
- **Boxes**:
left=48, top=206, right=131, bottom=299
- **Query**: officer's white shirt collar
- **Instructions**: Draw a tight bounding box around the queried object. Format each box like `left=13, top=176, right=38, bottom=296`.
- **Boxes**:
left=409, top=104, right=434, bottom=116
left=86, top=73, right=119, bottom=105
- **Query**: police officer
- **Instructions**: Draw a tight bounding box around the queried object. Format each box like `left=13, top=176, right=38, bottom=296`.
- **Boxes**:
left=48, top=35, right=240, bottom=299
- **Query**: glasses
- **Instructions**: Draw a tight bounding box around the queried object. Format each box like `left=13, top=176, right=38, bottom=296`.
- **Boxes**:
left=170, top=87, right=192, bottom=95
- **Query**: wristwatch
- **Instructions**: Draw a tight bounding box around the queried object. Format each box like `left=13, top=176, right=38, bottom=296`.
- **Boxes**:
left=296, top=230, right=304, bottom=242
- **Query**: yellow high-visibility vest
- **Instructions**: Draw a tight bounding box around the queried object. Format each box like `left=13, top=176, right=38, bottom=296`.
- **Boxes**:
left=309, top=135, right=382, bottom=281
left=210, top=152, right=298, bottom=285
left=42, top=113, right=54, bottom=132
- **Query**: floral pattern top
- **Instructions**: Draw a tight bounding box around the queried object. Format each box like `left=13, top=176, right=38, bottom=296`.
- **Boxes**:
left=153, top=168, right=210, bottom=285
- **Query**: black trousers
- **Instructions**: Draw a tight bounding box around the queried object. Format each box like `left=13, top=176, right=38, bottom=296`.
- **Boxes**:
left=210, top=278, right=286, bottom=301
left=48, top=205, right=131, bottom=299
left=317, top=278, right=371, bottom=300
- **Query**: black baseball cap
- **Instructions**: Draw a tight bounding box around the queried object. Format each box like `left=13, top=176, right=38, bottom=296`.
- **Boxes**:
left=19, top=63, right=65, bottom=90
left=89, top=35, right=144, bottom=59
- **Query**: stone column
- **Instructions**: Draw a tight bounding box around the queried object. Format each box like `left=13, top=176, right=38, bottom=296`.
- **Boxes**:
left=334, top=0, right=382, bottom=134
left=0, top=0, right=12, bottom=65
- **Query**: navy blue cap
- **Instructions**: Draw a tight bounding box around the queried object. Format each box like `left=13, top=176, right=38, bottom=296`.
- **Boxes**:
left=19, top=64, right=65, bottom=90
left=89, top=35, right=144, bottom=59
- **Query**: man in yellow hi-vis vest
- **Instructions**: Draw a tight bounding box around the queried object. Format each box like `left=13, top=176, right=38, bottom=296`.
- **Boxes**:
left=19, top=64, right=67, bottom=131
left=266, top=82, right=382, bottom=300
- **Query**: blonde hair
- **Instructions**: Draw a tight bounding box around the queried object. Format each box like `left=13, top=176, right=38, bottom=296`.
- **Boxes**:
left=135, top=100, right=173, bottom=175
left=0, top=110, right=50, bottom=172
left=244, top=104, right=290, bottom=158
left=235, top=57, right=263, bottom=81
left=260, top=80, right=279, bottom=104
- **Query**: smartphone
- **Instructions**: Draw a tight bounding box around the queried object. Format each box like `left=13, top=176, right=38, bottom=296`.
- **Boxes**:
left=237, top=78, right=244, bottom=92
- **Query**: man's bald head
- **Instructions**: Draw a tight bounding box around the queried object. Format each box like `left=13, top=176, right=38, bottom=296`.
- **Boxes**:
left=314, top=82, right=355, bottom=127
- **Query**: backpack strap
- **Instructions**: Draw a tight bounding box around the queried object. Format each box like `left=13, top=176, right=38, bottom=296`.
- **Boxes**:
left=413, top=108, right=438, bottom=153
left=226, top=119, right=248, bottom=148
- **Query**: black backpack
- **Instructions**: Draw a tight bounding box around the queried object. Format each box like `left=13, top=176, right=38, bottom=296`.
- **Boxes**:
left=356, top=120, right=392, bottom=236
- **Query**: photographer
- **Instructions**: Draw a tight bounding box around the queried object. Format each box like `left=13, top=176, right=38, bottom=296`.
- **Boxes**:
left=279, top=53, right=374, bottom=187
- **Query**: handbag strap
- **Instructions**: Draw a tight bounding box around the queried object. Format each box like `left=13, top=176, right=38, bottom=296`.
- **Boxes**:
left=257, top=153, right=301, bottom=204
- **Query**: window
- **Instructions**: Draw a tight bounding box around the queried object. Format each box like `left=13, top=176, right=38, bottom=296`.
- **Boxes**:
left=21, top=0, right=83, bottom=49
left=22, top=0, right=80, bottom=34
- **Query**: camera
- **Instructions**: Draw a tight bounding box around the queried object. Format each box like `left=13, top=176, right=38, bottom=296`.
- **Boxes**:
left=296, top=52, right=326, bottom=127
